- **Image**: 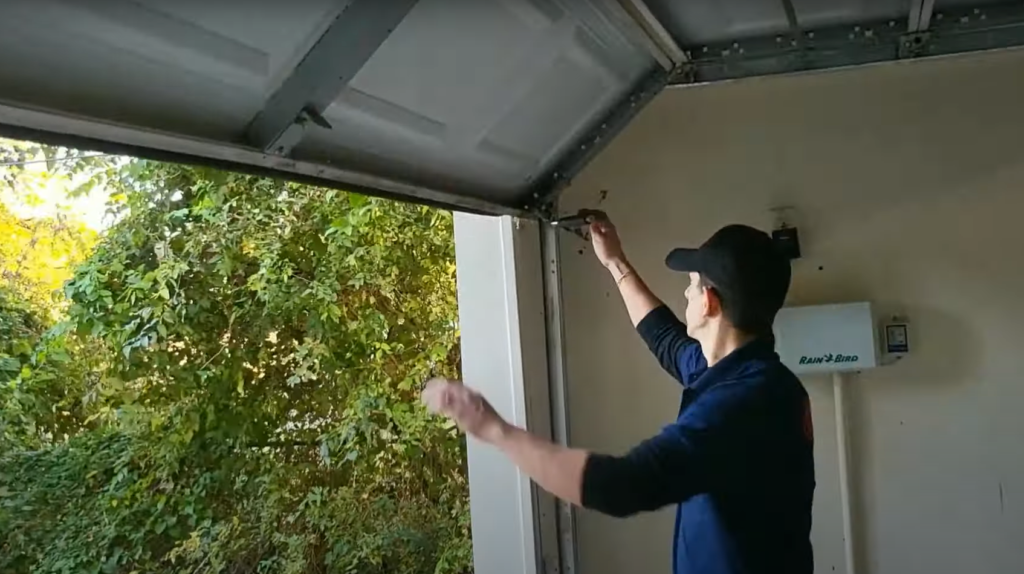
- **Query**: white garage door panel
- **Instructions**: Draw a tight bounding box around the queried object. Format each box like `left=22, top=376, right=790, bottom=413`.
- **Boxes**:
left=0, top=0, right=339, bottom=139
left=0, top=0, right=657, bottom=213
left=295, top=0, right=652, bottom=198
left=3, top=0, right=1024, bottom=213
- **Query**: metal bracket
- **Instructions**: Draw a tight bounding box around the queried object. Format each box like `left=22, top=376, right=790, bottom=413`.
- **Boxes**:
left=675, top=60, right=698, bottom=84
left=899, top=32, right=932, bottom=58
left=547, top=208, right=607, bottom=240
left=244, top=0, right=418, bottom=156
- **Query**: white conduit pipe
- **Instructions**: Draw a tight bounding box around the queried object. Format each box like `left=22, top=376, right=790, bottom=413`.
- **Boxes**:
left=833, top=372, right=856, bottom=574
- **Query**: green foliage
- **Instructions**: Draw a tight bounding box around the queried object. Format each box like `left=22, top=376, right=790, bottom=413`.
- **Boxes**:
left=1, top=156, right=469, bottom=572
left=0, top=180, right=99, bottom=312
left=0, top=286, right=43, bottom=384
left=0, top=288, right=105, bottom=452
left=0, top=193, right=104, bottom=450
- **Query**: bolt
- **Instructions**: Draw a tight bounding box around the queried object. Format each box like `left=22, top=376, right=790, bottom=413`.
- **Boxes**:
left=974, top=8, right=980, bottom=14
left=854, top=26, right=861, bottom=32
left=776, top=35, right=783, bottom=43
left=889, top=20, right=896, bottom=27
left=807, top=31, right=815, bottom=39
left=849, top=33, right=855, bottom=40
left=732, top=42, right=740, bottom=48
left=865, top=29, right=874, bottom=38
left=961, top=16, right=969, bottom=23
left=703, top=46, right=709, bottom=52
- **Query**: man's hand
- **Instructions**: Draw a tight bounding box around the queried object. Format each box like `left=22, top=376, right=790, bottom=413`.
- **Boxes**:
left=422, top=378, right=508, bottom=443
left=423, top=380, right=590, bottom=507
left=590, top=217, right=627, bottom=269
left=590, top=215, right=665, bottom=326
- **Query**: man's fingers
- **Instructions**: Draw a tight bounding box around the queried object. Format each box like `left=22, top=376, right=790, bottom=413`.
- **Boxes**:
left=590, top=219, right=615, bottom=235
left=422, top=378, right=480, bottom=418
left=422, top=378, right=457, bottom=414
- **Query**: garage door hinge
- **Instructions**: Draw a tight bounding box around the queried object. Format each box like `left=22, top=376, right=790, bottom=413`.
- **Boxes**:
left=672, top=60, right=698, bottom=84
left=898, top=31, right=932, bottom=58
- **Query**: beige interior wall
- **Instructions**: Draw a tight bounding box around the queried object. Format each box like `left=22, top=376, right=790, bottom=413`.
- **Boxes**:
left=558, top=49, right=1024, bottom=574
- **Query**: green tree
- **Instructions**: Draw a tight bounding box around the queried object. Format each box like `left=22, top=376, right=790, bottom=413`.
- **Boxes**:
left=0, top=157, right=105, bottom=450
left=1, top=138, right=102, bottom=312
left=1, top=157, right=470, bottom=572
left=0, top=201, right=98, bottom=311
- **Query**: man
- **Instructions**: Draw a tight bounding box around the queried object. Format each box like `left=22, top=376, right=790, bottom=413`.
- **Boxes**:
left=423, top=217, right=815, bottom=574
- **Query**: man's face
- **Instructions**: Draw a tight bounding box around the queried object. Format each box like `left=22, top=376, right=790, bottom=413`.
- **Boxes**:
left=684, top=272, right=708, bottom=337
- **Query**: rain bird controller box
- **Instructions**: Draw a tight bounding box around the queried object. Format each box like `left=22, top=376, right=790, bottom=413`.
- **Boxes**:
left=774, top=303, right=878, bottom=374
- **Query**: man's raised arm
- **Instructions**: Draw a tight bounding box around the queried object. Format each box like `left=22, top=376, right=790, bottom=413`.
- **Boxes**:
left=590, top=218, right=662, bottom=326
left=590, top=217, right=702, bottom=385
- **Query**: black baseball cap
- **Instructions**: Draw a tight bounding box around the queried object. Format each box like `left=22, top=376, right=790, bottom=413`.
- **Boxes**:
left=665, top=224, right=791, bottom=333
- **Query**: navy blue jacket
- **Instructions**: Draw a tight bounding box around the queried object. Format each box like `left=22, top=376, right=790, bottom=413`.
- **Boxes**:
left=581, top=306, right=815, bottom=574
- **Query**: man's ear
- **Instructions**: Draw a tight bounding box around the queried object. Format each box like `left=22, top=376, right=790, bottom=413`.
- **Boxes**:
left=703, top=286, right=723, bottom=319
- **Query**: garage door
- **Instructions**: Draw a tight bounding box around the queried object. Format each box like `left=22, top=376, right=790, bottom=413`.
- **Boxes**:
left=1, top=0, right=1021, bottom=217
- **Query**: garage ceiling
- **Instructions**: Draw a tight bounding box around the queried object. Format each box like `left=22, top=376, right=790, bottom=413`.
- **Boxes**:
left=1, top=0, right=1022, bottom=216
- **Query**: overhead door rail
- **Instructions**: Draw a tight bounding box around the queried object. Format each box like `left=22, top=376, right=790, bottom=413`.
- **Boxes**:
left=530, top=0, right=692, bottom=217
left=523, top=0, right=1024, bottom=211
left=668, top=0, right=1024, bottom=85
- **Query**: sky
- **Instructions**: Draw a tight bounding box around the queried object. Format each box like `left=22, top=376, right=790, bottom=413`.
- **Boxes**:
left=1, top=154, right=115, bottom=232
